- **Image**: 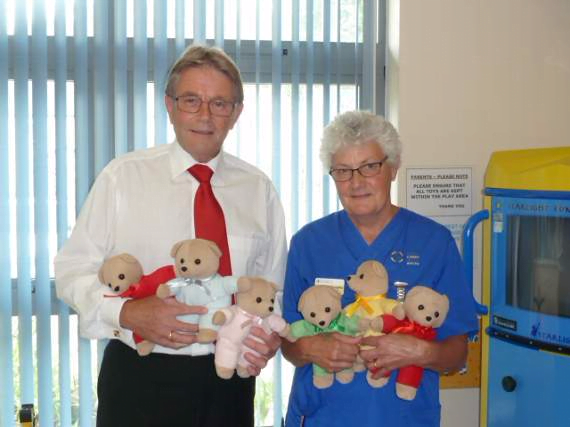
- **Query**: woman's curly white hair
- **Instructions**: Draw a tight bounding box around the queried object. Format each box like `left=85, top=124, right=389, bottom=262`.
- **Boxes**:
left=320, top=111, right=402, bottom=171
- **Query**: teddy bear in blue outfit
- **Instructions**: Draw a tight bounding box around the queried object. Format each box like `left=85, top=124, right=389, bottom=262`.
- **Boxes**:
left=156, top=238, right=251, bottom=344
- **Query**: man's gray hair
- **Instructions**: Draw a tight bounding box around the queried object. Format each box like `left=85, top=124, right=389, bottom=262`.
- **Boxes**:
left=320, top=111, right=402, bottom=170
left=165, top=44, right=244, bottom=103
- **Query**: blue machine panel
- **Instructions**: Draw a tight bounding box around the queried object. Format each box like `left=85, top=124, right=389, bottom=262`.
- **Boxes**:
left=489, top=195, right=570, bottom=349
left=486, top=192, right=570, bottom=427
left=479, top=148, right=570, bottom=427
left=488, top=337, right=570, bottom=427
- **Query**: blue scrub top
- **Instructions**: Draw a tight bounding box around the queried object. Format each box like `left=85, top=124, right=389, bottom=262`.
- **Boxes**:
left=282, top=208, right=479, bottom=427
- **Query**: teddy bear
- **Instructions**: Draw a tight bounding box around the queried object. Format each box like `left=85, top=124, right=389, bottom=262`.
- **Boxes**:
left=288, top=285, right=372, bottom=389
left=343, top=260, right=405, bottom=387
left=98, top=253, right=177, bottom=356
left=99, top=253, right=144, bottom=296
left=372, top=285, right=450, bottom=400
left=156, top=238, right=250, bottom=346
left=212, top=277, right=290, bottom=379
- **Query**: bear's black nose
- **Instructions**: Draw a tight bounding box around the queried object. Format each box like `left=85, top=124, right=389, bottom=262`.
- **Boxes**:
left=319, top=320, right=325, bottom=326
left=181, top=266, right=187, bottom=272
left=114, top=286, right=120, bottom=292
left=426, top=316, right=432, bottom=322
left=269, top=306, right=274, bottom=312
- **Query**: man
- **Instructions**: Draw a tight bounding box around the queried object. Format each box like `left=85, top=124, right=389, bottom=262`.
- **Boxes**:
left=55, top=45, right=287, bottom=427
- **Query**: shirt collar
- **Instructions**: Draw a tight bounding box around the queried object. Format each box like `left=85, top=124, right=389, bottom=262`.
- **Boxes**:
left=169, top=140, right=226, bottom=184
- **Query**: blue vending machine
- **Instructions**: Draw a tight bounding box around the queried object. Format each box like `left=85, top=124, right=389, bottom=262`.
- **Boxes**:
left=466, top=147, right=570, bottom=427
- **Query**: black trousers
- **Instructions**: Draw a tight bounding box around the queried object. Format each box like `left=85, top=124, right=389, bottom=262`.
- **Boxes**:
left=97, top=340, right=255, bottom=427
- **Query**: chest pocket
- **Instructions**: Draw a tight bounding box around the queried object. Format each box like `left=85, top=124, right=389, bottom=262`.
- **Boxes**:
left=229, top=233, right=268, bottom=277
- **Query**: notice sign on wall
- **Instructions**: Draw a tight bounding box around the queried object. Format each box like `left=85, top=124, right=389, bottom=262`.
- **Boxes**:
left=406, top=168, right=472, bottom=217
left=405, top=167, right=479, bottom=390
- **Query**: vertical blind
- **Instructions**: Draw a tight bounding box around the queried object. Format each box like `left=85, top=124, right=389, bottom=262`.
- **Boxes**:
left=0, top=0, right=384, bottom=425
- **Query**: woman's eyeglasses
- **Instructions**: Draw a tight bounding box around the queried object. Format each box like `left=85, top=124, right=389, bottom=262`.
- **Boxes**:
left=329, top=156, right=388, bottom=182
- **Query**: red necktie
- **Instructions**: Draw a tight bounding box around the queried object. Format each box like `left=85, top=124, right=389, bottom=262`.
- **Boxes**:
left=188, top=164, right=232, bottom=276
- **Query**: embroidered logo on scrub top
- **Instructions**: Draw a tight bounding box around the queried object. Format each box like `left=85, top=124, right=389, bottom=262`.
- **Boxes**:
left=406, top=253, right=421, bottom=266
left=390, top=250, right=404, bottom=263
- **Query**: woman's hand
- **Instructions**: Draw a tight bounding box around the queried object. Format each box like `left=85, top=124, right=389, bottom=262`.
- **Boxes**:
left=282, top=332, right=362, bottom=372
left=359, top=333, right=468, bottom=379
left=360, top=333, right=428, bottom=378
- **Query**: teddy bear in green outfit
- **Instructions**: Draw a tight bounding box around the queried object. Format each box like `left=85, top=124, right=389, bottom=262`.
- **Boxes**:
left=289, top=285, right=372, bottom=389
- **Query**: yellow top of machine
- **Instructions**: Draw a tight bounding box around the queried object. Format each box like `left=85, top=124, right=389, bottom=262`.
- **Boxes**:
left=485, top=146, right=570, bottom=191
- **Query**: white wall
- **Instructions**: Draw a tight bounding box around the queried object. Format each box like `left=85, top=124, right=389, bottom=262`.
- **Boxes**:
left=386, top=1, right=570, bottom=426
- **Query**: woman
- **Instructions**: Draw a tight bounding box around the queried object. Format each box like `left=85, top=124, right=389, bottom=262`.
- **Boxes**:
left=281, top=111, right=478, bottom=427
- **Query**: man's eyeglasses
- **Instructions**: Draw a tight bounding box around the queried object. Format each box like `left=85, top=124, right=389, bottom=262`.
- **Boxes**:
left=171, top=94, right=238, bottom=117
left=329, top=156, right=389, bottom=182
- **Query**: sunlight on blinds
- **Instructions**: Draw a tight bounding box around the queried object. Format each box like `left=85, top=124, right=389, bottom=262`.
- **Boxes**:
left=0, top=0, right=381, bottom=425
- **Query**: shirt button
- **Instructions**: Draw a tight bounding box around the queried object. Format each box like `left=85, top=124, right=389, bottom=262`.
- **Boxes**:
left=113, top=330, right=120, bottom=337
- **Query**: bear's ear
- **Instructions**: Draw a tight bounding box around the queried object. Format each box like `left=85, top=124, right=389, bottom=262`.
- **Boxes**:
left=170, top=240, right=185, bottom=258
left=97, top=263, right=106, bottom=284
left=435, top=294, right=450, bottom=325
left=323, top=286, right=341, bottom=302
left=406, top=285, right=425, bottom=299
left=441, top=293, right=450, bottom=308
left=370, top=260, right=387, bottom=278
left=298, top=288, right=312, bottom=312
left=118, top=253, right=138, bottom=264
left=205, top=240, right=222, bottom=258
left=431, top=299, right=449, bottom=327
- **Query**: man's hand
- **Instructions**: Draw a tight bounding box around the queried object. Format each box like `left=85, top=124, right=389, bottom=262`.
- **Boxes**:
left=242, top=326, right=283, bottom=376
left=119, top=296, right=207, bottom=349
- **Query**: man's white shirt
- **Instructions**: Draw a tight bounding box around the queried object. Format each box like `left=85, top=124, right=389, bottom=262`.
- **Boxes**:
left=54, top=141, right=287, bottom=355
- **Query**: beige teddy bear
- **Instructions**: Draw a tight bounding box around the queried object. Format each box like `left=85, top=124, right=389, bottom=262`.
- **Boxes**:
left=373, top=285, right=450, bottom=399
left=156, top=238, right=250, bottom=345
left=344, top=260, right=405, bottom=387
left=99, top=253, right=179, bottom=356
left=213, top=277, right=290, bottom=379
left=98, top=253, right=143, bottom=295
left=98, top=254, right=152, bottom=355
left=289, top=286, right=372, bottom=389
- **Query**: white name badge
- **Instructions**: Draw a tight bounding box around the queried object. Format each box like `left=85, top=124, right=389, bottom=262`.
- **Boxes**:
left=315, top=277, right=345, bottom=295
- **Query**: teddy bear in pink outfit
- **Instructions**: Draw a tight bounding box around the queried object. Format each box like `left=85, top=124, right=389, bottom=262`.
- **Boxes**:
left=213, top=277, right=291, bottom=379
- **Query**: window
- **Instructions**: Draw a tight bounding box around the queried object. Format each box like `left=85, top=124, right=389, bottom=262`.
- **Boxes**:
left=0, top=0, right=385, bottom=425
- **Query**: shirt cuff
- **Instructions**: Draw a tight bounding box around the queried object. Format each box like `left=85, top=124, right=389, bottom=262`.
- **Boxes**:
left=100, top=297, right=130, bottom=339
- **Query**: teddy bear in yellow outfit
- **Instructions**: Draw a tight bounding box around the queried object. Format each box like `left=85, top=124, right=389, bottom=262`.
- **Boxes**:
left=344, top=260, right=405, bottom=387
